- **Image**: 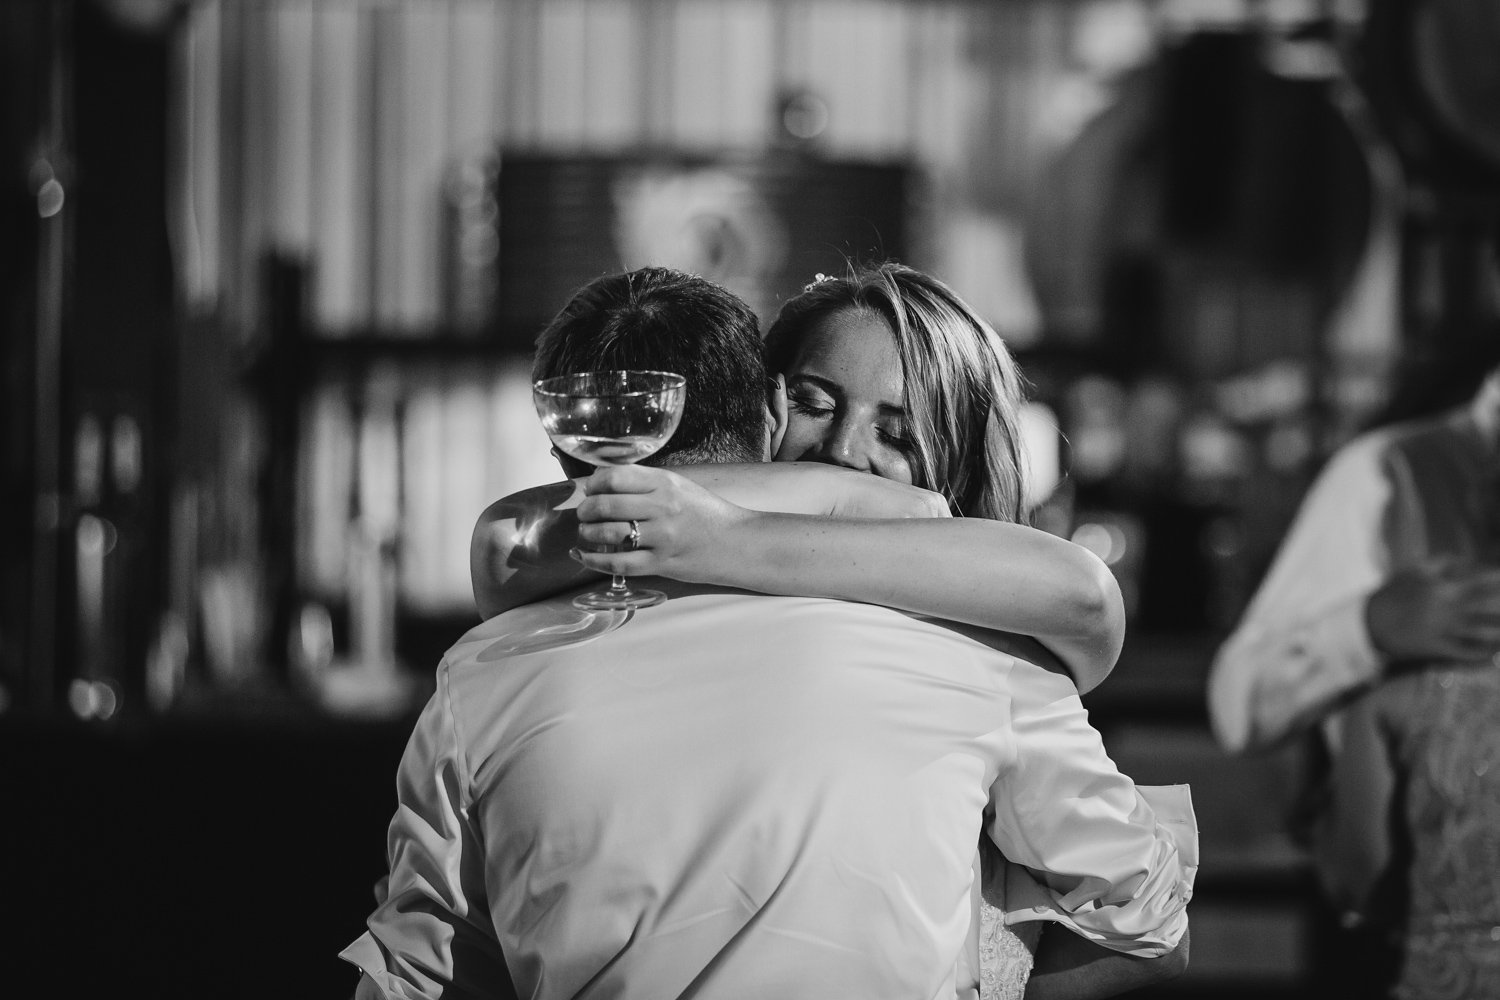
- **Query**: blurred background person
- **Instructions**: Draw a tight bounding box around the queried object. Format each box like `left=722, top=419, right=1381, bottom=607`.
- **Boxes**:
left=1208, top=338, right=1500, bottom=997
left=1207, top=344, right=1500, bottom=757
left=1312, top=600, right=1500, bottom=1000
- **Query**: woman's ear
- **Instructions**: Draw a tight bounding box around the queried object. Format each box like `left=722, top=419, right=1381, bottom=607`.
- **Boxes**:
left=765, top=374, right=789, bottom=459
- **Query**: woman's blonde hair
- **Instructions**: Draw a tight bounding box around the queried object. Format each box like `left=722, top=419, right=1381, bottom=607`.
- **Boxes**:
left=763, top=262, right=1031, bottom=522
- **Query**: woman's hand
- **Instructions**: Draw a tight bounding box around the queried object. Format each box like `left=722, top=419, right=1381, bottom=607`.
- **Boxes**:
left=471, top=463, right=947, bottom=619
left=571, top=465, right=758, bottom=585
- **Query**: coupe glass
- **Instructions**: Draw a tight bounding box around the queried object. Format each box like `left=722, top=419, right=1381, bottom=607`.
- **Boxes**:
left=533, top=370, right=687, bottom=610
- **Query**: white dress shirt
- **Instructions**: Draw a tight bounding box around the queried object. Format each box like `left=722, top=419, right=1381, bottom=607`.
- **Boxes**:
left=342, top=584, right=1195, bottom=1000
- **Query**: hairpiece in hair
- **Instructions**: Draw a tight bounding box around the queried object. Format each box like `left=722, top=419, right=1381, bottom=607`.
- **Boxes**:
left=803, top=272, right=836, bottom=293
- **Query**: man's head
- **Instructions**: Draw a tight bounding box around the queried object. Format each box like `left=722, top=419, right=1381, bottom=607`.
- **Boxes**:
left=533, top=267, right=784, bottom=478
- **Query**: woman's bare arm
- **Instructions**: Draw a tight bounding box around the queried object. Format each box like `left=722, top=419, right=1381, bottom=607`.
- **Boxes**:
left=569, top=465, right=1125, bottom=692
left=471, top=462, right=945, bottom=619
left=473, top=462, right=1123, bottom=690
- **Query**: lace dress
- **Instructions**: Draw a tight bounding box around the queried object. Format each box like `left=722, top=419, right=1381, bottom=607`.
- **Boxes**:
left=975, top=836, right=1041, bottom=1000
left=1367, top=667, right=1500, bottom=1000
left=977, top=900, right=1039, bottom=1000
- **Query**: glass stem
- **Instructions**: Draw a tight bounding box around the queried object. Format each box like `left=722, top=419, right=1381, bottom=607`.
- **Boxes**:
left=610, top=573, right=628, bottom=594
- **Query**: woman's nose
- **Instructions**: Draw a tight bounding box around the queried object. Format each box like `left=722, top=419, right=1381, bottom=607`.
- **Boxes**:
left=815, top=418, right=874, bottom=472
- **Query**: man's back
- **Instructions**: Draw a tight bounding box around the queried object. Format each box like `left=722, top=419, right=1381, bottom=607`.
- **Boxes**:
left=346, top=584, right=1193, bottom=1000
left=448, top=586, right=1016, bottom=999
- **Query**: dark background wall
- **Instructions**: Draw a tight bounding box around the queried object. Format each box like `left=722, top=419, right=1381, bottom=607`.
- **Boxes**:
left=1, top=711, right=410, bottom=999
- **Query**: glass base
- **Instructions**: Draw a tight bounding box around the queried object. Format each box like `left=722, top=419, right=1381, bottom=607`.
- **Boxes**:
left=572, top=586, right=667, bottom=611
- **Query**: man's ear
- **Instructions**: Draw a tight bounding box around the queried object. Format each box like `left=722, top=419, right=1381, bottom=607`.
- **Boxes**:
left=765, top=374, right=789, bottom=459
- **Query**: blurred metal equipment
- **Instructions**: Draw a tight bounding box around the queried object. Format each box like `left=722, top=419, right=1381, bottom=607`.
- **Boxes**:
left=472, top=150, right=912, bottom=341
left=1358, top=0, right=1500, bottom=187
left=1354, top=0, right=1500, bottom=400
left=1023, top=26, right=1375, bottom=380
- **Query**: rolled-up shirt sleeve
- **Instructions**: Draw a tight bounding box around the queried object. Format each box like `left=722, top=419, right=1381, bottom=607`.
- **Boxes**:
left=339, top=664, right=513, bottom=1000
left=989, top=666, right=1197, bottom=957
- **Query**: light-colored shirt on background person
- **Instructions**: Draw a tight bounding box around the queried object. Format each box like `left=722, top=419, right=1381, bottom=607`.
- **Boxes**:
left=1208, top=403, right=1500, bottom=755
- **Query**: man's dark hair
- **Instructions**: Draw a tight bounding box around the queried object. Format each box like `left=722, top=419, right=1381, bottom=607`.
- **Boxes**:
left=532, top=267, right=768, bottom=475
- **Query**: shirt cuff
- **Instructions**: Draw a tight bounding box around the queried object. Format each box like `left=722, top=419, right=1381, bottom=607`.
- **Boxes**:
left=1002, top=784, right=1197, bottom=958
left=1140, top=783, right=1198, bottom=871
left=339, top=933, right=424, bottom=1000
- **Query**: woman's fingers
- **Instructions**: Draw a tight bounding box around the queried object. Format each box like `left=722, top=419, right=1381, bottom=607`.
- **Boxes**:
left=576, top=467, right=691, bottom=525
left=581, top=464, right=666, bottom=496
left=577, top=492, right=660, bottom=524
left=576, top=520, right=649, bottom=550
left=570, top=546, right=652, bottom=576
left=569, top=463, right=743, bottom=586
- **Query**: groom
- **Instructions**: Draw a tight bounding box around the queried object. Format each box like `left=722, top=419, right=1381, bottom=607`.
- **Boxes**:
left=343, top=267, right=1193, bottom=1000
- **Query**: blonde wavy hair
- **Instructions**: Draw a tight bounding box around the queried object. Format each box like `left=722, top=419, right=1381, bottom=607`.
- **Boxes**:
left=763, top=262, right=1031, bottom=522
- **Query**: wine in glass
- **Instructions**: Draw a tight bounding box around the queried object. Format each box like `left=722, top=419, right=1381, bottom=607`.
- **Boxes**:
left=533, top=370, right=687, bottom=610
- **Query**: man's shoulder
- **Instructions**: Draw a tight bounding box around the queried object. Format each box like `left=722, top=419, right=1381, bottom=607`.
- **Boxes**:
left=1309, top=421, right=1421, bottom=490
left=447, top=587, right=1007, bottom=669
left=447, top=587, right=873, bottom=655
left=1343, top=409, right=1467, bottom=459
left=1387, top=409, right=1470, bottom=445
left=1327, top=411, right=1479, bottom=492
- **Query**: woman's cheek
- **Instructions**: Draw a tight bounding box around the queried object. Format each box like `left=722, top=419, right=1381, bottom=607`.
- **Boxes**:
left=772, top=418, right=817, bottom=462
left=875, top=454, right=916, bottom=486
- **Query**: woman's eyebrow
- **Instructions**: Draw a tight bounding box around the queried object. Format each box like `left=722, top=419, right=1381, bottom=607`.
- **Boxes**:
left=787, top=372, right=842, bottom=397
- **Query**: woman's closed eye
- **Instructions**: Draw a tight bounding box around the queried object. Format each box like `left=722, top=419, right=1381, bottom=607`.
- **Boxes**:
left=788, top=390, right=835, bottom=418
left=790, top=387, right=914, bottom=452
left=877, top=424, right=917, bottom=453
